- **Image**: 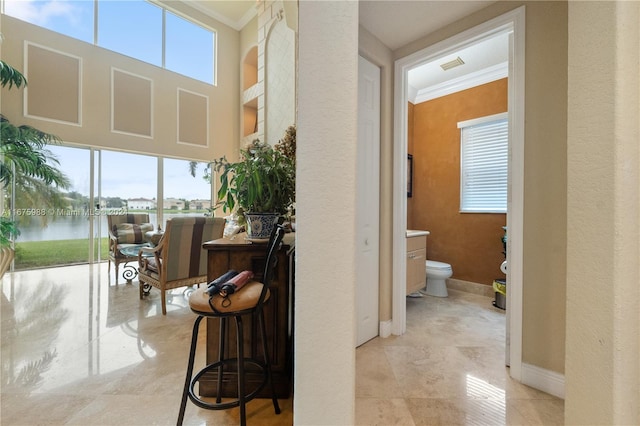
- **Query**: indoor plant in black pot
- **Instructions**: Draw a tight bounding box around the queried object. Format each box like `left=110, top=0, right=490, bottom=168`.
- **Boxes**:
left=212, top=127, right=295, bottom=241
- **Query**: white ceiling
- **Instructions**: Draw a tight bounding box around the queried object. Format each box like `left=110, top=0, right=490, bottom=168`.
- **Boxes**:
left=189, top=0, right=506, bottom=101
left=358, top=0, right=497, bottom=50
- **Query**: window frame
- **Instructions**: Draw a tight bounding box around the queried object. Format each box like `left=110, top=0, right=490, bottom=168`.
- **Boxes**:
left=2, top=0, right=217, bottom=85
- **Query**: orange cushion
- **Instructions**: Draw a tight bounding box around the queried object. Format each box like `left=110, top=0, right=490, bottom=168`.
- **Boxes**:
left=189, top=281, right=270, bottom=314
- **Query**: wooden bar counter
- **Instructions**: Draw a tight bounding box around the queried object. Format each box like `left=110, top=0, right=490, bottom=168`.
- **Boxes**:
left=199, top=232, right=295, bottom=398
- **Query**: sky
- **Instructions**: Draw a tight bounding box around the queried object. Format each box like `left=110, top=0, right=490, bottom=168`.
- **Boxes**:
left=50, top=145, right=212, bottom=201
left=3, top=0, right=214, bottom=84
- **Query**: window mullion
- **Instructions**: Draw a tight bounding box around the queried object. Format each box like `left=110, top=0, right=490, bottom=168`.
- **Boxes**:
left=162, top=9, right=166, bottom=69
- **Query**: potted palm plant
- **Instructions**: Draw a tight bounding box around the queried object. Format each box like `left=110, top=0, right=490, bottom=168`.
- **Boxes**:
left=212, top=126, right=295, bottom=241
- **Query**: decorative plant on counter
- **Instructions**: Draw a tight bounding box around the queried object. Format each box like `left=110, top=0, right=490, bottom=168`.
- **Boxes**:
left=211, top=125, right=296, bottom=240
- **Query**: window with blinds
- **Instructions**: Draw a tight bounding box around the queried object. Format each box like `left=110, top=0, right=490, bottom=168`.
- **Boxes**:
left=458, top=113, right=508, bottom=213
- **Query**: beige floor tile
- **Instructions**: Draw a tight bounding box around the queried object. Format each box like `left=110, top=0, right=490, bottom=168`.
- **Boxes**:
left=355, top=397, right=416, bottom=426
left=1, top=263, right=292, bottom=426
left=2, top=264, right=562, bottom=425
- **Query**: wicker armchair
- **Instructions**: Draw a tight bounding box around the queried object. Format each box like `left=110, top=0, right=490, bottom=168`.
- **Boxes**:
left=137, top=216, right=225, bottom=315
left=107, top=213, right=152, bottom=280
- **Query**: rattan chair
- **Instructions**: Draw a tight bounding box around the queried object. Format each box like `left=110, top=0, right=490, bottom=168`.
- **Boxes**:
left=107, top=213, right=151, bottom=280
left=177, top=224, right=285, bottom=426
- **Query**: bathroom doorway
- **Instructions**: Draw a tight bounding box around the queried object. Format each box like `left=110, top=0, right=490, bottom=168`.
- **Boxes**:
left=391, top=7, right=525, bottom=379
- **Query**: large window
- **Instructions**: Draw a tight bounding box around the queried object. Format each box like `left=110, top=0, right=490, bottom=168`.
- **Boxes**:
left=12, top=145, right=93, bottom=269
left=98, top=0, right=162, bottom=67
left=3, top=0, right=94, bottom=43
left=458, top=113, right=508, bottom=213
left=2, top=0, right=215, bottom=85
left=7, top=144, right=212, bottom=271
left=165, top=10, right=215, bottom=84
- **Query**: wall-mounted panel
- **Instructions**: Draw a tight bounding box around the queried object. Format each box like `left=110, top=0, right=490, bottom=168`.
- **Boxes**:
left=111, top=68, right=153, bottom=138
left=25, top=42, right=81, bottom=125
left=177, top=88, right=209, bottom=147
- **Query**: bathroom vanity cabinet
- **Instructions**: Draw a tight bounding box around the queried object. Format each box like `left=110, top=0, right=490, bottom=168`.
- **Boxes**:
left=406, top=231, right=428, bottom=294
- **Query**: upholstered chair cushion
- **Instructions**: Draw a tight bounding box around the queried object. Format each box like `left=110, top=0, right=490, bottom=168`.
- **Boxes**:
left=115, top=223, right=153, bottom=244
left=189, top=282, right=270, bottom=315
left=145, top=257, right=162, bottom=274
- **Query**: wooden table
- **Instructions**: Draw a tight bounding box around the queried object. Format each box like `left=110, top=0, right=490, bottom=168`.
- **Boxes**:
left=199, top=232, right=295, bottom=398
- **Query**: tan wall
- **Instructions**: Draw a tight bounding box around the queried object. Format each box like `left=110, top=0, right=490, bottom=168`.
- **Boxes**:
left=565, top=1, right=640, bottom=423
left=408, top=79, right=508, bottom=286
left=394, top=1, right=568, bottom=374
left=0, top=11, right=239, bottom=163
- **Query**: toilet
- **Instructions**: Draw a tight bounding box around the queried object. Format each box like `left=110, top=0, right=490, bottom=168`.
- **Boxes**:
left=421, top=260, right=453, bottom=297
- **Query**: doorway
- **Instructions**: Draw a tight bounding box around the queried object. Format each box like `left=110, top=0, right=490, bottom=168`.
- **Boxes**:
left=391, top=7, right=525, bottom=379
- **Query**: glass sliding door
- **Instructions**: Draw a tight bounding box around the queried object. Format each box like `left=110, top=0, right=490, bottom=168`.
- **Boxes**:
left=7, top=143, right=212, bottom=271
left=162, top=158, right=212, bottom=226
left=99, top=149, right=159, bottom=230
left=13, top=145, right=92, bottom=269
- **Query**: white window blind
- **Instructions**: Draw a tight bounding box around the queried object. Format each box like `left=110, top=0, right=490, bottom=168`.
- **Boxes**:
left=458, top=113, right=508, bottom=213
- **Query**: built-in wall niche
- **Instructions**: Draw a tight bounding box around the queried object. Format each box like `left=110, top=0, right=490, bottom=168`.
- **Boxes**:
left=243, top=46, right=258, bottom=90
left=242, top=46, right=259, bottom=139
left=243, top=99, right=258, bottom=138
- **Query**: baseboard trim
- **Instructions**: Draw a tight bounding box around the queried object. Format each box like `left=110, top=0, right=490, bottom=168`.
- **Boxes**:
left=379, top=320, right=392, bottom=338
left=447, top=278, right=495, bottom=298
left=521, top=362, right=565, bottom=399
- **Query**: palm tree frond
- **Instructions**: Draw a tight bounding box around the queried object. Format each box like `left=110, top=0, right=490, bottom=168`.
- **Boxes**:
left=0, top=60, right=28, bottom=89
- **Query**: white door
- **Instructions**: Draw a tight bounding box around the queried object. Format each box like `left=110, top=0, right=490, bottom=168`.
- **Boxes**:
left=356, top=55, right=380, bottom=347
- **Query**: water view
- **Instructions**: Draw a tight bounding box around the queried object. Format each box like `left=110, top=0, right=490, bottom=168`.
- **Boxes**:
left=16, top=211, right=208, bottom=242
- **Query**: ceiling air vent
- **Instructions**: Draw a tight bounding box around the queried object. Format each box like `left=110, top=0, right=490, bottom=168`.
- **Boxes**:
left=440, top=56, right=465, bottom=71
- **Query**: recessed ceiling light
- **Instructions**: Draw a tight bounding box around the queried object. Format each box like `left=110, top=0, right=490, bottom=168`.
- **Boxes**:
left=440, top=56, right=465, bottom=71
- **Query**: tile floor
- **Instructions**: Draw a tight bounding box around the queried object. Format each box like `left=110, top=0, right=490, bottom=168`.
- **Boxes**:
left=355, top=291, right=564, bottom=425
left=1, top=263, right=564, bottom=425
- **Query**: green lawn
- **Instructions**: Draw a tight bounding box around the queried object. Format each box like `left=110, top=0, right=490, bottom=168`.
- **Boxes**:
left=11, top=211, right=212, bottom=270
left=14, top=238, right=110, bottom=270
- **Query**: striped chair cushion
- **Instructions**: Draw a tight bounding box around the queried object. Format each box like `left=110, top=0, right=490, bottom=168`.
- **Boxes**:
left=164, top=217, right=224, bottom=281
left=115, top=223, right=153, bottom=244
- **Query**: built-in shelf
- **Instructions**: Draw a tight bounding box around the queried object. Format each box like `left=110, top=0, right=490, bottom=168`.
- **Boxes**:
left=242, top=46, right=259, bottom=138
left=243, top=46, right=258, bottom=91
left=243, top=105, right=258, bottom=137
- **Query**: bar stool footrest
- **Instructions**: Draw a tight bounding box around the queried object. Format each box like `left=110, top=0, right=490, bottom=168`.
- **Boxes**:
left=188, top=357, right=268, bottom=410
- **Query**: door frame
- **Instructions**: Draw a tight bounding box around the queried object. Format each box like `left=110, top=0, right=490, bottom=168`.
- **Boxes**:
left=391, top=6, right=525, bottom=380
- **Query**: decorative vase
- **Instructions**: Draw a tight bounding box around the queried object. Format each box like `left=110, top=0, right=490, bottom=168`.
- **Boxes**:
left=244, top=212, right=280, bottom=242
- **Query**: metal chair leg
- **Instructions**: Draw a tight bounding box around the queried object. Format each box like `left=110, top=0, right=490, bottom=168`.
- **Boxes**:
left=259, top=310, right=281, bottom=414
left=216, top=317, right=226, bottom=403
left=235, top=315, right=246, bottom=426
left=177, top=315, right=203, bottom=426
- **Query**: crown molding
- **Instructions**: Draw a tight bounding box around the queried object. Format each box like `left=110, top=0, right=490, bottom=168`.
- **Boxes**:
left=411, top=61, right=508, bottom=104
left=186, top=1, right=257, bottom=31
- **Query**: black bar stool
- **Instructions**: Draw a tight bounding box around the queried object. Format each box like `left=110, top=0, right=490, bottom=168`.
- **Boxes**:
left=177, top=225, right=285, bottom=426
